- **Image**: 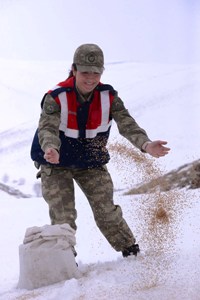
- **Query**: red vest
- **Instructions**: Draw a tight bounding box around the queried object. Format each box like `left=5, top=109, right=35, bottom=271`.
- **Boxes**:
left=48, top=77, right=114, bottom=139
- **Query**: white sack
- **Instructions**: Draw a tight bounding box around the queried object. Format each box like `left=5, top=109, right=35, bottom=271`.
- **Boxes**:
left=18, top=223, right=81, bottom=290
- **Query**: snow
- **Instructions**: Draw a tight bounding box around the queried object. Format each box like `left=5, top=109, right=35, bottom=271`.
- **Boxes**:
left=0, top=58, right=200, bottom=300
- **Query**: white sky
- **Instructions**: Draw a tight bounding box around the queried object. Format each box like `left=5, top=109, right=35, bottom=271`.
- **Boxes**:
left=0, top=0, right=200, bottom=63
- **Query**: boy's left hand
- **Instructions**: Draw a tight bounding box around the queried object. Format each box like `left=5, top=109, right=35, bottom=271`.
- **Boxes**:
left=145, top=140, right=170, bottom=158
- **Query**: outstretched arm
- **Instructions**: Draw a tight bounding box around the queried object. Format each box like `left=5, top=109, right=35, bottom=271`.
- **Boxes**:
left=111, top=97, right=170, bottom=158
left=38, top=94, right=61, bottom=164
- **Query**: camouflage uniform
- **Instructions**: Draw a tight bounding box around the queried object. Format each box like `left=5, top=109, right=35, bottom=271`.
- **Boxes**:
left=37, top=92, right=150, bottom=252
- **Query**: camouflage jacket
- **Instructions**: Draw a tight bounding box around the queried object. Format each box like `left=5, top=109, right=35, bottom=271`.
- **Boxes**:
left=31, top=79, right=151, bottom=168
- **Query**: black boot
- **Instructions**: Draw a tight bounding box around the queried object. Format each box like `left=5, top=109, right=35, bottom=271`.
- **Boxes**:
left=122, top=244, right=140, bottom=257
left=72, top=246, right=77, bottom=257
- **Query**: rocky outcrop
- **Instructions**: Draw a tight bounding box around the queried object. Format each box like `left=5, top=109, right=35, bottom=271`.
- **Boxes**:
left=126, top=159, right=200, bottom=195
left=0, top=182, right=31, bottom=198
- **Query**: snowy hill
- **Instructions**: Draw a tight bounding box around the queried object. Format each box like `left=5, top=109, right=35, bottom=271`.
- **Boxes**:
left=1, top=60, right=200, bottom=191
left=0, top=60, right=200, bottom=299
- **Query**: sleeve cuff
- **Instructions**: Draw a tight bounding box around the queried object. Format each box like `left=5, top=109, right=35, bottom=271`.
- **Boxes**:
left=142, top=141, right=151, bottom=152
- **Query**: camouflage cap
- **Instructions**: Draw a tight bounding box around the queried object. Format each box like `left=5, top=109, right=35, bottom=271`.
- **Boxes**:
left=73, top=44, right=104, bottom=74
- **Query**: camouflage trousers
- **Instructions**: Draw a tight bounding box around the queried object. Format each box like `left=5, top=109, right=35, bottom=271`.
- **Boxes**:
left=40, top=164, right=135, bottom=252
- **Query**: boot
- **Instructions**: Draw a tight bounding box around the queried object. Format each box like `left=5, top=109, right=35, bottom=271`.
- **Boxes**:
left=122, top=244, right=140, bottom=257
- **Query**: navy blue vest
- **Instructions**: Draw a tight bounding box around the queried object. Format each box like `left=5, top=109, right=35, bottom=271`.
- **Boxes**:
left=30, top=82, right=116, bottom=168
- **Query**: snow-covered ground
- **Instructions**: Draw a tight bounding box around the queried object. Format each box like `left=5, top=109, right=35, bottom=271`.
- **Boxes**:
left=0, top=60, right=200, bottom=299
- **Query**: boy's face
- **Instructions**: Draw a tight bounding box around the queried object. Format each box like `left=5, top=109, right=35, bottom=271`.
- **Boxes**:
left=73, top=70, right=101, bottom=95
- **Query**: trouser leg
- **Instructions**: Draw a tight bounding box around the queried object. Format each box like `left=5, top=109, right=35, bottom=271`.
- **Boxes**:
left=74, top=166, right=135, bottom=252
left=40, top=165, right=77, bottom=230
